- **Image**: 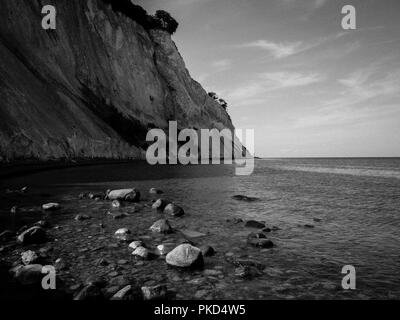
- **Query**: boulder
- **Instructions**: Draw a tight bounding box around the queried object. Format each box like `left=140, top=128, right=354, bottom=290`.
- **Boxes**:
left=152, top=199, right=170, bottom=211
left=107, top=189, right=140, bottom=202
left=149, top=219, right=172, bottom=234
left=21, top=250, right=38, bottom=265
left=163, top=203, right=184, bottom=217
left=245, top=220, right=265, bottom=229
left=42, top=203, right=61, bottom=211
left=11, top=264, right=43, bottom=285
left=166, top=244, right=204, bottom=268
left=17, top=226, right=47, bottom=244
left=141, top=284, right=167, bottom=300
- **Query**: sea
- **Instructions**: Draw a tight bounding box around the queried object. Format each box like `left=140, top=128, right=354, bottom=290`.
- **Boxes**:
left=1, top=158, right=399, bottom=299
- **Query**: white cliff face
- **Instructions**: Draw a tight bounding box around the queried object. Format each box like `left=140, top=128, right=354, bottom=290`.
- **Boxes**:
left=0, top=0, right=233, bottom=161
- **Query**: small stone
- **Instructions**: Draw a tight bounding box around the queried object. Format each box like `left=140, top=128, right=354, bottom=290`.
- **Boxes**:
left=166, top=244, right=204, bottom=268
left=200, top=245, right=215, bottom=257
left=204, top=269, right=222, bottom=276
left=132, top=247, right=150, bottom=259
left=128, top=241, right=143, bottom=250
left=164, top=203, right=185, bottom=217
left=112, top=200, right=121, bottom=208
left=149, top=219, right=172, bottom=234
left=149, top=188, right=163, bottom=195
left=234, top=266, right=263, bottom=279
left=232, top=195, right=259, bottom=202
left=152, top=199, right=170, bottom=211
left=262, top=227, right=271, bottom=233
left=194, top=290, right=208, bottom=299
left=156, top=243, right=176, bottom=256
left=117, top=259, right=128, bottom=265
left=111, top=285, right=134, bottom=300
left=245, top=220, right=265, bottom=229
left=95, top=258, right=109, bottom=266
left=114, top=228, right=131, bottom=242
left=141, top=284, right=167, bottom=300
left=11, top=264, right=43, bottom=285
left=107, top=189, right=140, bottom=202
left=21, top=250, right=38, bottom=265
left=108, top=271, right=119, bottom=278
left=74, top=214, right=91, bottom=221
left=247, top=238, right=274, bottom=248
left=42, top=203, right=61, bottom=211
left=304, top=224, right=315, bottom=228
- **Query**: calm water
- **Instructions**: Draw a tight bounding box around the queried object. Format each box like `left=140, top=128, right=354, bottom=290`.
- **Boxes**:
left=1, top=158, right=400, bottom=299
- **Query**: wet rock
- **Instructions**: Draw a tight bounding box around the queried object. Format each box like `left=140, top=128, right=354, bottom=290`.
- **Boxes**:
left=152, top=199, right=170, bottom=211
left=164, top=203, right=185, bottom=217
left=180, top=229, right=206, bottom=238
left=74, top=284, right=104, bottom=300
left=111, top=285, right=136, bottom=300
left=149, top=219, right=172, bottom=234
left=107, top=189, right=140, bottom=202
left=74, top=214, right=91, bottom=221
left=114, top=228, right=131, bottom=242
left=42, top=203, right=61, bottom=211
left=0, top=230, right=15, bottom=242
left=234, top=266, right=263, bottom=279
left=247, top=232, right=266, bottom=240
left=232, top=195, right=259, bottom=202
left=149, top=188, right=163, bottom=195
left=132, top=247, right=150, bottom=259
left=21, top=250, right=38, bottom=265
left=156, top=243, right=176, bottom=256
left=88, top=192, right=105, bottom=200
left=112, top=200, right=121, bottom=208
left=245, top=220, right=265, bottom=229
left=11, top=264, right=43, bottom=285
left=166, top=244, right=204, bottom=268
left=141, top=284, right=167, bottom=300
left=200, top=245, right=215, bottom=257
left=17, top=226, right=47, bottom=244
left=247, top=238, right=274, bottom=248
left=262, top=227, right=271, bottom=233
left=128, top=241, right=143, bottom=250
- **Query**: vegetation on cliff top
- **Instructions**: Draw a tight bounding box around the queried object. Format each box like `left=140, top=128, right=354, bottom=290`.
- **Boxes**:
left=101, top=0, right=179, bottom=34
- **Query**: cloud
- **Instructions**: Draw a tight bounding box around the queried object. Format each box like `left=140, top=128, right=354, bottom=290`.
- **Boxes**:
left=225, top=71, right=324, bottom=106
left=241, top=40, right=304, bottom=59
left=211, top=59, right=232, bottom=72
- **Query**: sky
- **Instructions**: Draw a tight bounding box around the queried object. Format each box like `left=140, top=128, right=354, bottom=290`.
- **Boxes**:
left=136, top=0, right=400, bottom=157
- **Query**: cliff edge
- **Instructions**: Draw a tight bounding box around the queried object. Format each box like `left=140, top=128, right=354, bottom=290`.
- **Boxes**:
left=0, top=0, right=233, bottom=161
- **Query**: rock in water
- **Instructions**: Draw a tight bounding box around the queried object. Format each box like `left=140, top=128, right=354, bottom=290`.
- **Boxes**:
left=21, top=250, right=38, bottom=265
left=17, top=226, right=47, bottom=244
left=166, top=244, right=204, bottom=268
left=156, top=243, right=176, bottom=256
left=200, top=245, right=215, bottom=257
left=128, top=241, right=143, bottom=250
left=11, top=264, right=43, bottom=285
left=107, top=189, right=140, bottom=202
left=132, top=247, right=150, bottom=259
left=247, top=238, right=274, bottom=249
left=245, top=220, right=265, bottom=229
left=149, top=219, right=172, bottom=234
left=152, top=199, right=170, bottom=211
left=141, top=285, right=167, bottom=300
left=42, top=203, right=61, bottom=211
left=114, top=228, right=131, bottom=242
left=112, top=200, right=121, bottom=208
left=164, top=203, right=185, bottom=217
left=149, top=188, right=163, bottom=195
left=232, top=195, right=259, bottom=202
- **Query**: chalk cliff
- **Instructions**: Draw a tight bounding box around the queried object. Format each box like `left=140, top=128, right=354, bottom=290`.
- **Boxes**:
left=0, top=0, right=233, bottom=161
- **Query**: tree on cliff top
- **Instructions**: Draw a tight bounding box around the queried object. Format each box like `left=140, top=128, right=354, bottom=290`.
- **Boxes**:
left=154, top=10, right=179, bottom=34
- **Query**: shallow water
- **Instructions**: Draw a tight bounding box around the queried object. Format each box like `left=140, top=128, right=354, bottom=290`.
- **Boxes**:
left=1, top=158, right=400, bottom=299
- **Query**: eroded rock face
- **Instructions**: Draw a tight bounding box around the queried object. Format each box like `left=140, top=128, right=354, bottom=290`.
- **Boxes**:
left=166, top=244, right=204, bottom=268
left=0, top=0, right=234, bottom=161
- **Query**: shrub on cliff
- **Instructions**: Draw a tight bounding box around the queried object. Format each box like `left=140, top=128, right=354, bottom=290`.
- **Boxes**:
left=101, top=0, right=179, bottom=34
left=153, top=10, right=179, bottom=34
